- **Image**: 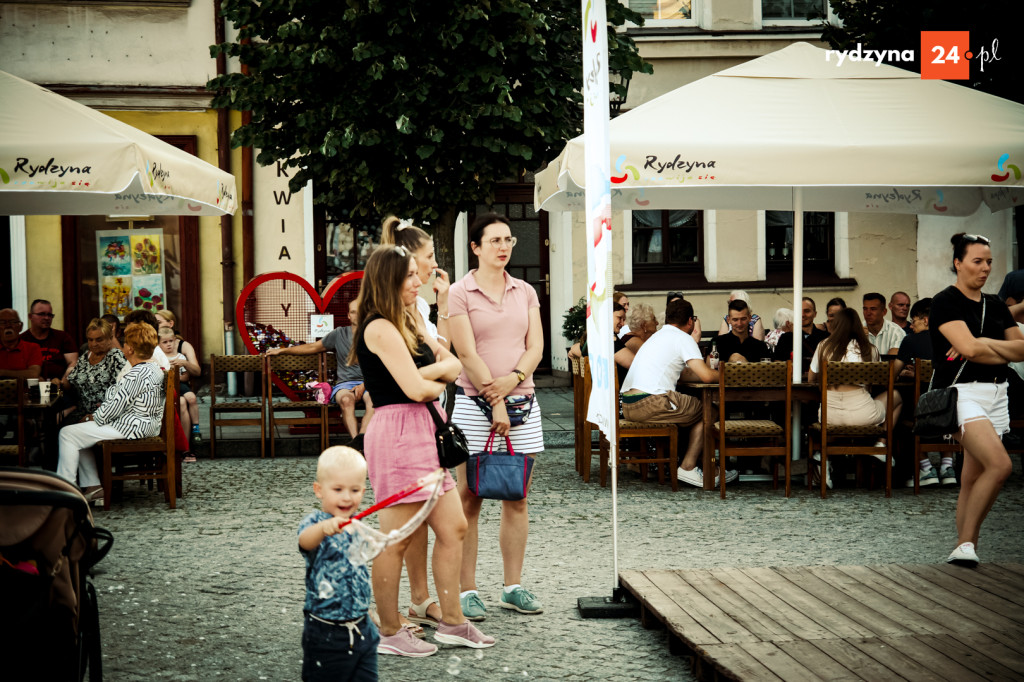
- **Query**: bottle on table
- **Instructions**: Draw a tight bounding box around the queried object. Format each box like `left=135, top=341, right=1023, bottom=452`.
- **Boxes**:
left=708, top=342, right=720, bottom=370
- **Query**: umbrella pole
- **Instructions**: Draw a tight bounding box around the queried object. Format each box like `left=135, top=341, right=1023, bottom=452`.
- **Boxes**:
left=792, top=188, right=804, bottom=462
left=578, top=367, right=635, bottom=618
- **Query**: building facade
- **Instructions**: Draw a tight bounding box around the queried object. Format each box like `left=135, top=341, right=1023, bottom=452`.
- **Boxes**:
left=1, top=0, right=1013, bottom=374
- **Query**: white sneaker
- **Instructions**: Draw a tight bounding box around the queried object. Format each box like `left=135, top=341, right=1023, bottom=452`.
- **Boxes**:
left=676, top=466, right=737, bottom=487
left=946, top=542, right=979, bottom=566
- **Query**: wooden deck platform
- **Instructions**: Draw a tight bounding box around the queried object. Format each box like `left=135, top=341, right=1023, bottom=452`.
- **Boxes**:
left=620, top=563, right=1024, bottom=681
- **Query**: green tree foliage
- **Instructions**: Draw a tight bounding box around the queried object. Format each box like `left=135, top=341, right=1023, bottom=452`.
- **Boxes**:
left=209, top=1, right=651, bottom=270
left=819, top=1, right=1015, bottom=103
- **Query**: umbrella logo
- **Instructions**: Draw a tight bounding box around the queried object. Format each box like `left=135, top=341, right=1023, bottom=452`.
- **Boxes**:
left=933, top=190, right=948, bottom=213
left=584, top=1, right=597, bottom=42
left=0, top=168, right=8, bottom=184
left=611, top=155, right=639, bottom=184
left=992, top=153, right=1021, bottom=183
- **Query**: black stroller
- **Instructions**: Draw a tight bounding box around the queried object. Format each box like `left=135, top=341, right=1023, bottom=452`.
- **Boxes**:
left=0, top=467, right=113, bottom=680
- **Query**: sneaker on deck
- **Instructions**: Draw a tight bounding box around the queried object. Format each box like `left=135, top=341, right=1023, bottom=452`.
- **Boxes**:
left=946, top=542, right=979, bottom=566
left=918, top=468, right=939, bottom=487
left=499, top=586, right=543, bottom=614
left=459, top=592, right=487, bottom=622
left=378, top=626, right=438, bottom=657
left=434, top=620, right=496, bottom=648
left=939, top=465, right=958, bottom=486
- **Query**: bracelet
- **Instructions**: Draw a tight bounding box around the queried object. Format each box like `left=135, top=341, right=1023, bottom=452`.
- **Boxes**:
left=439, top=313, right=450, bottom=320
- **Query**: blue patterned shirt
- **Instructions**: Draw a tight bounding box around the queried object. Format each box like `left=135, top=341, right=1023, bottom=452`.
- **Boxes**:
left=298, top=510, right=372, bottom=621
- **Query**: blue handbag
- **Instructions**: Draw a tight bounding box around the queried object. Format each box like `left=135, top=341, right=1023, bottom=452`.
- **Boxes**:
left=465, top=433, right=534, bottom=501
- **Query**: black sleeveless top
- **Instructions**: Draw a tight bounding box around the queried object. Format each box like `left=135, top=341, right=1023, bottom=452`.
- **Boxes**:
left=355, top=315, right=435, bottom=407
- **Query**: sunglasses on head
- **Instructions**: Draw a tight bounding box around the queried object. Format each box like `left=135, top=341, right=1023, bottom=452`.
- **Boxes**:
left=960, top=234, right=990, bottom=245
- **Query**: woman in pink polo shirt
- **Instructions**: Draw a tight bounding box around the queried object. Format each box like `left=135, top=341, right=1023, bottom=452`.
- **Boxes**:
left=448, top=213, right=545, bottom=620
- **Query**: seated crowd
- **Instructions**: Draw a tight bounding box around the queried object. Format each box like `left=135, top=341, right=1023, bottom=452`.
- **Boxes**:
left=567, top=280, right=1024, bottom=493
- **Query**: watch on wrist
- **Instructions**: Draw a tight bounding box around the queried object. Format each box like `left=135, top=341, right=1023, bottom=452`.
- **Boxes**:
left=513, top=369, right=526, bottom=384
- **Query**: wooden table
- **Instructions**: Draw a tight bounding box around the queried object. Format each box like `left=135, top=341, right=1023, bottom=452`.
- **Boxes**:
left=679, top=382, right=820, bottom=490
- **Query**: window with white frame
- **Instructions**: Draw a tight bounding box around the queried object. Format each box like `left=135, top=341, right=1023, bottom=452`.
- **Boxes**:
left=632, top=209, right=703, bottom=272
left=765, top=210, right=834, bottom=272
left=625, top=0, right=698, bottom=26
left=762, top=0, right=828, bottom=21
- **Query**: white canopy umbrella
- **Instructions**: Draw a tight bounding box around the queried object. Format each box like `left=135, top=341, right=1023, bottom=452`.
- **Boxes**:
left=0, top=70, right=237, bottom=217
left=538, top=42, right=1023, bottom=218
left=538, top=41, right=1024, bottom=375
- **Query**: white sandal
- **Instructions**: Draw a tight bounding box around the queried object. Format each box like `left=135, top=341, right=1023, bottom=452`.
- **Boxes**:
left=407, top=598, right=441, bottom=629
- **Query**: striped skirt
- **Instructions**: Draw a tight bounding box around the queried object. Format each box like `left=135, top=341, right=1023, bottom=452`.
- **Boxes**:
left=450, top=393, right=545, bottom=454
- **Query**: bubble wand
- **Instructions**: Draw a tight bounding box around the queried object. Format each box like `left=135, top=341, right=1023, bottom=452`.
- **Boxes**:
left=337, top=468, right=446, bottom=563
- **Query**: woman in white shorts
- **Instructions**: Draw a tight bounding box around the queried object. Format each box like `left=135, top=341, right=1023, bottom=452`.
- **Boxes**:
left=930, top=233, right=1024, bottom=566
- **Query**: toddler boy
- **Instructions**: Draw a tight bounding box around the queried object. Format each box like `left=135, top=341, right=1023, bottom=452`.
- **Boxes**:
left=298, top=446, right=377, bottom=680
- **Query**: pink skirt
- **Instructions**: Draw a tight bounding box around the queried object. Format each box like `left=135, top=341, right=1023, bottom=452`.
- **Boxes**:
left=364, top=401, right=456, bottom=505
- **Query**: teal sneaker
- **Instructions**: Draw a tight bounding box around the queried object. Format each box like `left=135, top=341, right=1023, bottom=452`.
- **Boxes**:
left=499, top=586, right=543, bottom=615
left=460, top=592, right=487, bottom=622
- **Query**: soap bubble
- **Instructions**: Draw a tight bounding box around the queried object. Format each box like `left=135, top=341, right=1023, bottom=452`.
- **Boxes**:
left=447, top=655, right=462, bottom=676
left=474, top=650, right=483, bottom=660
left=317, top=580, right=335, bottom=600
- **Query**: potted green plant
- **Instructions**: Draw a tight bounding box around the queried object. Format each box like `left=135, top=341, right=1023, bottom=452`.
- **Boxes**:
left=562, top=296, right=587, bottom=344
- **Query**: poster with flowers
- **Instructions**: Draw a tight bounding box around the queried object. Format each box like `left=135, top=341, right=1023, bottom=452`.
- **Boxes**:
left=130, top=234, right=163, bottom=275
left=96, top=228, right=167, bottom=317
left=98, top=236, right=131, bottom=276
left=102, top=276, right=133, bottom=316
left=132, top=274, right=165, bottom=312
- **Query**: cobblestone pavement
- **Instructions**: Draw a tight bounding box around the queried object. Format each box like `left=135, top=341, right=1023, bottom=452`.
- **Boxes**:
left=93, top=446, right=1024, bottom=681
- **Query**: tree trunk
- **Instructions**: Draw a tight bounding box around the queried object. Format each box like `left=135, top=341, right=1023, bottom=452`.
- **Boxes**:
left=433, top=204, right=459, bottom=279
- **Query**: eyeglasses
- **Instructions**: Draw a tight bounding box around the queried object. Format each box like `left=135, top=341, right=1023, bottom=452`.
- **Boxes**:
left=487, top=236, right=517, bottom=248
left=960, top=234, right=990, bottom=245
left=0, top=320, right=21, bottom=327
left=667, top=291, right=684, bottom=299
left=690, top=315, right=699, bottom=321
left=31, top=312, right=55, bottom=318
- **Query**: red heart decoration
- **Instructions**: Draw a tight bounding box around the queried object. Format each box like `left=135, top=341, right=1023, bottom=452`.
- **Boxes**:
left=235, top=271, right=364, bottom=400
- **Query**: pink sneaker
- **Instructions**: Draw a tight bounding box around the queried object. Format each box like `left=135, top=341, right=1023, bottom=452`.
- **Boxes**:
left=434, top=620, right=496, bottom=649
left=377, top=627, right=438, bottom=657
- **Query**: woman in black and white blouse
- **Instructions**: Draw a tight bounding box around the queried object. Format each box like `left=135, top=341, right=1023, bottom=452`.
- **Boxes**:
left=61, top=317, right=126, bottom=423
left=57, top=322, right=166, bottom=503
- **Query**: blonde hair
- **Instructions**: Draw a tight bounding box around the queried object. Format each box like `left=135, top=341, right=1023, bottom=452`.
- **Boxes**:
left=348, top=246, right=422, bottom=365
left=380, top=216, right=430, bottom=254
left=155, top=309, right=176, bottom=327
left=317, top=446, right=367, bottom=481
left=85, top=317, right=114, bottom=340
left=157, top=326, right=176, bottom=341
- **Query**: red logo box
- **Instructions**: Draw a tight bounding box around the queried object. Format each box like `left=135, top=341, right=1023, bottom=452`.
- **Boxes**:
left=920, top=31, right=971, bottom=80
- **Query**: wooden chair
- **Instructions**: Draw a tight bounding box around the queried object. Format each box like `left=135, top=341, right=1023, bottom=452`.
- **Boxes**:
left=322, top=352, right=368, bottom=443
left=599, top=364, right=679, bottom=492
left=807, top=360, right=896, bottom=498
left=266, top=353, right=327, bottom=458
left=99, top=371, right=180, bottom=510
left=904, top=359, right=963, bottom=493
left=209, top=354, right=267, bottom=459
left=711, top=361, right=792, bottom=499
left=0, top=379, right=26, bottom=467
left=571, top=356, right=600, bottom=481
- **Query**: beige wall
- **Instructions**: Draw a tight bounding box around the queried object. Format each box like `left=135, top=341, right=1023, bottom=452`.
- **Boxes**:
left=24, top=215, right=63, bottom=323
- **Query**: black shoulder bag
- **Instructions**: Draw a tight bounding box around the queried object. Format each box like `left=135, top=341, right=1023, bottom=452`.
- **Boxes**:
left=913, top=297, right=984, bottom=437
left=426, top=401, right=470, bottom=469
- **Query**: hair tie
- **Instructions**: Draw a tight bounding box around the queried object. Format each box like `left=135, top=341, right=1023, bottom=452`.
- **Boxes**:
left=396, top=219, right=414, bottom=231
left=394, top=245, right=408, bottom=257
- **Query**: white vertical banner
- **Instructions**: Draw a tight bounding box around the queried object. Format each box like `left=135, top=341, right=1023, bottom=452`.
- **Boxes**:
left=582, top=0, right=615, bottom=438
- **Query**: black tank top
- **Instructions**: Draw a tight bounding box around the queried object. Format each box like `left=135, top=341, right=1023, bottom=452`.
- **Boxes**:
left=355, top=315, right=435, bottom=407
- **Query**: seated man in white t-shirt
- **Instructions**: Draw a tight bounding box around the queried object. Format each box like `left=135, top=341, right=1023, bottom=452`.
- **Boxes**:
left=620, top=298, right=738, bottom=488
